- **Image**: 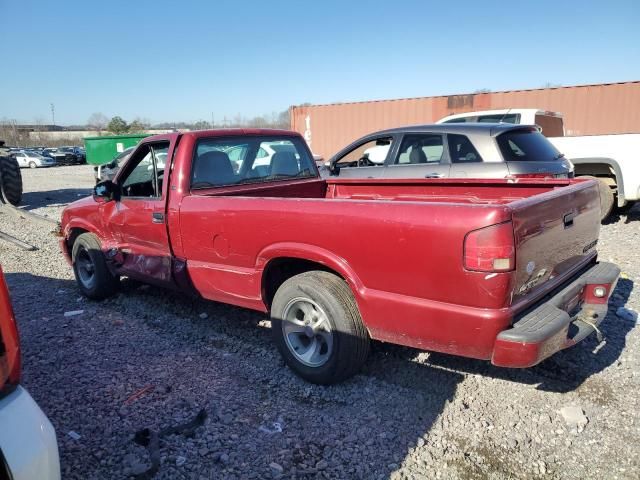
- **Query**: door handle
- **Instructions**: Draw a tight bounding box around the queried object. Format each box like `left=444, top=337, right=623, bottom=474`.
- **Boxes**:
left=152, top=212, right=165, bottom=224
left=425, top=173, right=445, bottom=178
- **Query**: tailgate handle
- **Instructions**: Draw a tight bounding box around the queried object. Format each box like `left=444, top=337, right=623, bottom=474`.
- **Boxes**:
left=563, top=212, right=575, bottom=228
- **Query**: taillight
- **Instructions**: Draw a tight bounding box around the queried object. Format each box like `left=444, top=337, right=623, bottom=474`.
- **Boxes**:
left=464, top=222, right=515, bottom=272
left=0, top=266, right=21, bottom=394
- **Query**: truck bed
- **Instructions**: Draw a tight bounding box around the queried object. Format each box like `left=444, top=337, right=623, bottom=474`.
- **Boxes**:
left=195, top=175, right=579, bottom=205
left=178, top=176, right=601, bottom=359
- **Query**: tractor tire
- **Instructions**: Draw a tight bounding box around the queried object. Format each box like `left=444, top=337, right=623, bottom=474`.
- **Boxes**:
left=0, top=155, right=23, bottom=205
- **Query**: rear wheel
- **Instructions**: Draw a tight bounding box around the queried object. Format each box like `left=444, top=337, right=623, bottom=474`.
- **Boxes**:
left=0, top=155, right=23, bottom=205
left=72, top=233, right=119, bottom=300
left=581, top=176, right=614, bottom=221
left=270, top=271, right=370, bottom=384
left=29, top=161, right=37, bottom=169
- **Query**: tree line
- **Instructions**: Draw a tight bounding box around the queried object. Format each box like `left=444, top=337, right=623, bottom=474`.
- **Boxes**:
left=87, top=110, right=290, bottom=135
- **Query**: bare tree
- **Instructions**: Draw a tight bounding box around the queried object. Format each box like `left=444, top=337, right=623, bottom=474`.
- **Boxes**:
left=87, top=112, right=109, bottom=133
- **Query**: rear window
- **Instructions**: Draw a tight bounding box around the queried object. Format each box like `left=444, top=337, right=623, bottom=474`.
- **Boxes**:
left=191, top=136, right=315, bottom=188
left=497, top=129, right=562, bottom=162
left=477, top=113, right=521, bottom=124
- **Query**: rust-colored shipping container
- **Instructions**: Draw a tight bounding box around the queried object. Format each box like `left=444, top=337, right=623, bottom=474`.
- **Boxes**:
left=290, top=81, right=640, bottom=159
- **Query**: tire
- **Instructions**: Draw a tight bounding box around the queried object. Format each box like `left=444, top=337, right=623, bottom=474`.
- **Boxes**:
left=29, top=161, right=37, bottom=169
left=71, top=233, right=119, bottom=300
left=271, top=271, right=370, bottom=384
left=0, top=155, right=23, bottom=205
left=581, top=176, right=614, bottom=222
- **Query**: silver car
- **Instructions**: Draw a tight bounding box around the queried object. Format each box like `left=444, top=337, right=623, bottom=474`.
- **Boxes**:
left=12, top=150, right=57, bottom=168
left=327, top=123, right=573, bottom=180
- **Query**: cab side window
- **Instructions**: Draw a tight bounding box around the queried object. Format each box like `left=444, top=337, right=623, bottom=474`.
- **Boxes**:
left=335, top=137, right=393, bottom=168
left=119, top=142, right=169, bottom=198
left=395, top=134, right=443, bottom=164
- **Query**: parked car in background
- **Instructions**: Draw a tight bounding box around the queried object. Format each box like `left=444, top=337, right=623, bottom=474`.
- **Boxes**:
left=11, top=150, right=57, bottom=168
left=61, top=129, right=617, bottom=385
left=327, top=123, right=574, bottom=182
left=42, top=148, right=78, bottom=165
left=0, top=265, right=61, bottom=480
left=437, top=109, right=640, bottom=217
left=58, top=146, right=86, bottom=164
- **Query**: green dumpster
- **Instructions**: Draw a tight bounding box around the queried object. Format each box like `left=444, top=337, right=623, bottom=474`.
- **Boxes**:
left=83, top=134, right=150, bottom=166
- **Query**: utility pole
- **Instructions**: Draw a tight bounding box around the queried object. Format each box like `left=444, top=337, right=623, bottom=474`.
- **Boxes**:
left=211, top=112, right=214, bottom=128
left=50, top=103, right=55, bottom=126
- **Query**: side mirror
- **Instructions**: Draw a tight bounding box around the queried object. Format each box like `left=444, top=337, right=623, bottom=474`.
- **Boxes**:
left=328, top=160, right=340, bottom=176
left=93, top=180, right=121, bottom=203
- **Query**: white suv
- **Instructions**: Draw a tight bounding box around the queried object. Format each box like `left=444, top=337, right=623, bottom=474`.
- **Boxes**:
left=0, top=265, right=60, bottom=480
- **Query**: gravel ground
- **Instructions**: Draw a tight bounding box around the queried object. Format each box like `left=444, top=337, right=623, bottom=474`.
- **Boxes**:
left=1, top=165, right=639, bottom=480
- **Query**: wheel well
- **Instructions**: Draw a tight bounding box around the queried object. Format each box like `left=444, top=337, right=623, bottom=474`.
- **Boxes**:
left=67, top=227, right=89, bottom=252
left=262, top=257, right=343, bottom=309
left=574, top=163, right=617, bottom=187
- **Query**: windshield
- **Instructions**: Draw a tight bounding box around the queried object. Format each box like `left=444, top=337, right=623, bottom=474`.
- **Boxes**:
left=496, top=129, right=562, bottom=162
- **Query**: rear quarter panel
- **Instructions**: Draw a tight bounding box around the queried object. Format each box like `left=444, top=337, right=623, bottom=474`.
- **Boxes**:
left=178, top=193, right=513, bottom=310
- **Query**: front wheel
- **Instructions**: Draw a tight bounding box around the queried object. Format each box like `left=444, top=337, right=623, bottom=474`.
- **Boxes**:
left=29, top=161, right=37, bottom=169
left=72, top=233, right=119, bottom=300
left=270, top=271, right=370, bottom=384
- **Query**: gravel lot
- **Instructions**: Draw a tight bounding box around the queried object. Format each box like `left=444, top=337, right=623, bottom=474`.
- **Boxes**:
left=1, top=165, right=639, bottom=480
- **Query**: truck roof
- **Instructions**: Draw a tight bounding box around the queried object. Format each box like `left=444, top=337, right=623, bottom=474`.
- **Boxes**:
left=438, top=109, right=563, bottom=123
left=183, top=128, right=301, bottom=140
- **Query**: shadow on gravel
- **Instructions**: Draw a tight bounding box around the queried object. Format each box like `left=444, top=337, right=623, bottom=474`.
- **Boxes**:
left=19, top=188, right=92, bottom=211
left=8, top=269, right=634, bottom=478
left=422, top=278, right=635, bottom=393
left=602, top=203, right=640, bottom=225
left=7, top=272, right=461, bottom=479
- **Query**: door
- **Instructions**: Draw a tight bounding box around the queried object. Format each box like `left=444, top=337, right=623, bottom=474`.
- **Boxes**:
left=14, top=153, right=27, bottom=167
left=105, top=140, right=174, bottom=285
left=384, top=133, right=450, bottom=179
left=332, top=135, right=395, bottom=178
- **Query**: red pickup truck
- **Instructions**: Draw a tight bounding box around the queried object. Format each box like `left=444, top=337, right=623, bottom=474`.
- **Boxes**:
left=59, top=129, right=619, bottom=384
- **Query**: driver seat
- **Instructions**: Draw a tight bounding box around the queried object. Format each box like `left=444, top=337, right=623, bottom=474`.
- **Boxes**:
left=409, top=144, right=427, bottom=164
left=270, top=151, right=299, bottom=176
left=193, top=151, right=235, bottom=186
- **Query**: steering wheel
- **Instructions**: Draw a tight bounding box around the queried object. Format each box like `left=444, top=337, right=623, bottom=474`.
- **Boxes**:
left=357, top=155, right=375, bottom=167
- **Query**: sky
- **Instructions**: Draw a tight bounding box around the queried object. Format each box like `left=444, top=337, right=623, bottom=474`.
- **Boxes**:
left=1, top=0, right=639, bottom=126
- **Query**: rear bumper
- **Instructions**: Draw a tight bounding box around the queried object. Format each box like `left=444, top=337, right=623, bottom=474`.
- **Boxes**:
left=0, top=386, right=60, bottom=480
left=492, top=262, right=620, bottom=367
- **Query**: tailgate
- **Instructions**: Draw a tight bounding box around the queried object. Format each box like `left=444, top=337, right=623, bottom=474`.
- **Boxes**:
left=509, top=179, right=601, bottom=305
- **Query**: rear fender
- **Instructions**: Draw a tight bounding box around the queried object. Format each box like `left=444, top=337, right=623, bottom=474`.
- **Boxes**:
left=257, top=242, right=365, bottom=301
left=572, top=157, right=625, bottom=206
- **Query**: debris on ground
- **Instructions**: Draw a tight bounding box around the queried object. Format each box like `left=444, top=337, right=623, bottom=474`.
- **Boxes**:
left=124, top=385, right=154, bottom=405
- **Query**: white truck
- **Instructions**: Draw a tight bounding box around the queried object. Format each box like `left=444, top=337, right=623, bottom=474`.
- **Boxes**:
left=437, top=109, right=640, bottom=218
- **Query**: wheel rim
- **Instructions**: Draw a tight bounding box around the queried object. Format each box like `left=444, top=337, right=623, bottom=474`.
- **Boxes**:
left=281, top=297, right=333, bottom=367
left=76, top=247, right=96, bottom=288
left=29, top=162, right=36, bottom=168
